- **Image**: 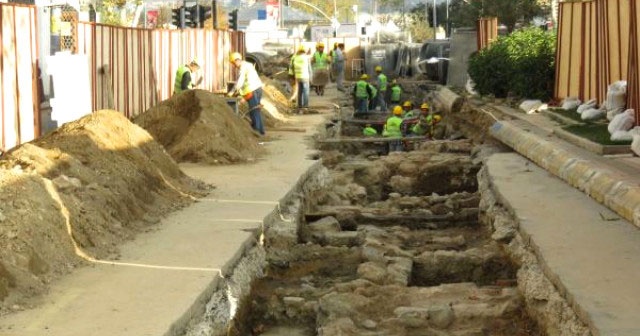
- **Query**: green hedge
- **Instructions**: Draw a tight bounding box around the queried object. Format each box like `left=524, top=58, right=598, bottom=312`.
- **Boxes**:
left=468, top=27, right=556, bottom=100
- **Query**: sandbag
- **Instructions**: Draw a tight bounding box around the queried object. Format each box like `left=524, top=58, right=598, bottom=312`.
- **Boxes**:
left=632, top=134, right=640, bottom=156
left=605, top=81, right=627, bottom=111
left=581, top=108, right=605, bottom=121
left=561, top=97, right=581, bottom=110
left=611, top=130, right=633, bottom=142
left=519, top=100, right=543, bottom=114
left=577, top=99, right=597, bottom=114
left=607, top=107, right=625, bottom=121
left=608, top=109, right=635, bottom=135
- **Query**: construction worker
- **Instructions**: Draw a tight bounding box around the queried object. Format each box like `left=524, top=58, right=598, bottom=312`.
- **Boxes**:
left=374, top=66, right=388, bottom=111
left=174, top=59, right=200, bottom=95
left=353, top=74, right=372, bottom=113
left=368, top=80, right=378, bottom=111
left=362, top=123, right=378, bottom=136
left=430, top=113, right=445, bottom=139
left=390, top=80, right=402, bottom=105
left=382, top=105, right=404, bottom=152
left=331, top=42, right=345, bottom=92
left=289, top=45, right=312, bottom=109
left=228, top=52, right=265, bottom=135
left=410, top=103, right=432, bottom=136
left=401, top=101, right=418, bottom=118
left=311, top=42, right=329, bottom=95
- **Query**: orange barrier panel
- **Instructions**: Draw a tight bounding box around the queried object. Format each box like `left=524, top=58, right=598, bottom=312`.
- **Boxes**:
left=0, top=3, right=39, bottom=152
left=476, top=17, right=498, bottom=50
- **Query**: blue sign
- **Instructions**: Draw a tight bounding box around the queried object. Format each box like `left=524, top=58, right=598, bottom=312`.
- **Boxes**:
left=257, top=9, right=266, bottom=20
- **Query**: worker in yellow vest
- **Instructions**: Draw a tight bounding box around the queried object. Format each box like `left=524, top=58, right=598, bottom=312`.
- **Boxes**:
left=311, top=42, right=329, bottom=95
left=383, top=105, right=404, bottom=152
left=353, top=74, right=373, bottom=113
left=173, top=59, right=200, bottom=95
left=228, top=52, right=265, bottom=135
left=390, top=80, right=402, bottom=105
left=289, top=45, right=312, bottom=109
left=374, top=66, right=388, bottom=111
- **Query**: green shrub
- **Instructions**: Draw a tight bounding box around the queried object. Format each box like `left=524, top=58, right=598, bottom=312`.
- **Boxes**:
left=468, top=27, right=556, bottom=100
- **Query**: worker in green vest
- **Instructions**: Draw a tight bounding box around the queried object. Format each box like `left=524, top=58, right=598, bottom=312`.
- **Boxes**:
left=375, top=65, right=388, bottom=111
left=173, top=59, right=200, bottom=95
left=353, top=74, right=372, bottom=113
left=383, top=105, right=404, bottom=152
left=363, top=123, right=378, bottom=136
left=311, top=42, right=329, bottom=95
left=411, top=103, right=432, bottom=136
left=289, top=45, right=312, bottom=109
left=368, top=81, right=378, bottom=111
left=390, top=80, right=402, bottom=105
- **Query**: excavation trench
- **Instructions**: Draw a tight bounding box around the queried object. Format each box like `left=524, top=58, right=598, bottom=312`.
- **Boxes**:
left=184, top=109, right=589, bottom=335
left=222, top=145, right=543, bottom=336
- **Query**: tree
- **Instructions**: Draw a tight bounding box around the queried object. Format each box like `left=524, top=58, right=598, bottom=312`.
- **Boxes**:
left=448, top=0, right=547, bottom=32
left=292, top=0, right=358, bottom=23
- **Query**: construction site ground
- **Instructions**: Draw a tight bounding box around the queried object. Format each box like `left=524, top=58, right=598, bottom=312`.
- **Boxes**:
left=0, top=104, right=327, bottom=335
left=1, top=82, right=640, bottom=335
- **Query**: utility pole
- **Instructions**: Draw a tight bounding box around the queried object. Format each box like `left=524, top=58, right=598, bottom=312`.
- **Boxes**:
left=212, top=0, right=218, bottom=29
left=432, top=0, right=437, bottom=40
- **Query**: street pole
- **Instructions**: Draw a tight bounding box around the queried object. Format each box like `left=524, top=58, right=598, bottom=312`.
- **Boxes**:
left=432, top=0, right=436, bottom=40
left=446, top=0, right=449, bottom=37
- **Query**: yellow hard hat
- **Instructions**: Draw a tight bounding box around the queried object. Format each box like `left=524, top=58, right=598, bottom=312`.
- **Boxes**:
left=317, top=42, right=325, bottom=47
left=360, top=74, right=369, bottom=80
left=375, top=65, right=382, bottom=72
left=393, top=106, right=403, bottom=115
left=297, top=45, right=306, bottom=53
left=433, top=114, right=442, bottom=123
left=229, top=52, right=242, bottom=63
left=191, top=57, right=201, bottom=67
left=402, top=101, right=412, bottom=108
left=334, top=42, right=339, bottom=48
left=420, top=102, right=429, bottom=110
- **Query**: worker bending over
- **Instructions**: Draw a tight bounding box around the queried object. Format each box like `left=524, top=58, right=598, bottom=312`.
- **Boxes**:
left=228, top=52, right=265, bottom=136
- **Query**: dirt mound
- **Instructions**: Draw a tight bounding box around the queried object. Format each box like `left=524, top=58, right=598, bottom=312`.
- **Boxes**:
left=134, top=90, right=264, bottom=164
left=0, top=110, right=208, bottom=310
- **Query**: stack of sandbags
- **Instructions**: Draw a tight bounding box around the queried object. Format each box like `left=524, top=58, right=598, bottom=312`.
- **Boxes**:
left=606, top=81, right=627, bottom=120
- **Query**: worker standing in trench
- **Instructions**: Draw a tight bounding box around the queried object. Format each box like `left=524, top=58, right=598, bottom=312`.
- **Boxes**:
left=374, top=66, right=388, bottom=111
left=383, top=106, right=404, bottom=152
left=228, top=52, right=265, bottom=136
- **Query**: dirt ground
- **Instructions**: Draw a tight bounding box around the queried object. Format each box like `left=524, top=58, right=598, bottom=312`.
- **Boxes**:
left=0, top=110, right=210, bottom=312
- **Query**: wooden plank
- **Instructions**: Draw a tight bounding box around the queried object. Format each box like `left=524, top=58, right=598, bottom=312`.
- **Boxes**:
left=317, top=136, right=430, bottom=144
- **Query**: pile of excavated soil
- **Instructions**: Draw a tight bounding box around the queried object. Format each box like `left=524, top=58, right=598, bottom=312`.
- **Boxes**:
left=0, top=110, right=209, bottom=311
left=134, top=90, right=264, bottom=164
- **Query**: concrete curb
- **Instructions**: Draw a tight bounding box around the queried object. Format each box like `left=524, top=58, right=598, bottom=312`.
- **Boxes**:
left=490, top=120, right=640, bottom=229
left=480, top=162, right=596, bottom=335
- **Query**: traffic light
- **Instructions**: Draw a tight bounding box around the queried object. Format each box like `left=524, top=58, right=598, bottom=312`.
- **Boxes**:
left=172, top=7, right=185, bottom=29
left=185, top=5, right=197, bottom=28
left=228, top=9, right=238, bottom=30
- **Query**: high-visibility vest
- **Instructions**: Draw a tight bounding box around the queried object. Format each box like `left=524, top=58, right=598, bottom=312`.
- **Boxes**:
left=174, top=65, right=190, bottom=95
left=391, top=85, right=402, bottom=101
left=313, top=52, right=328, bottom=69
left=291, top=54, right=310, bottom=80
left=363, top=126, right=378, bottom=136
left=355, top=80, right=369, bottom=98
left=378, top=73, right=388, bottom=91
left=383, top=116, right=403, bottom=137
left=368, top=84, right=377, bottom=98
